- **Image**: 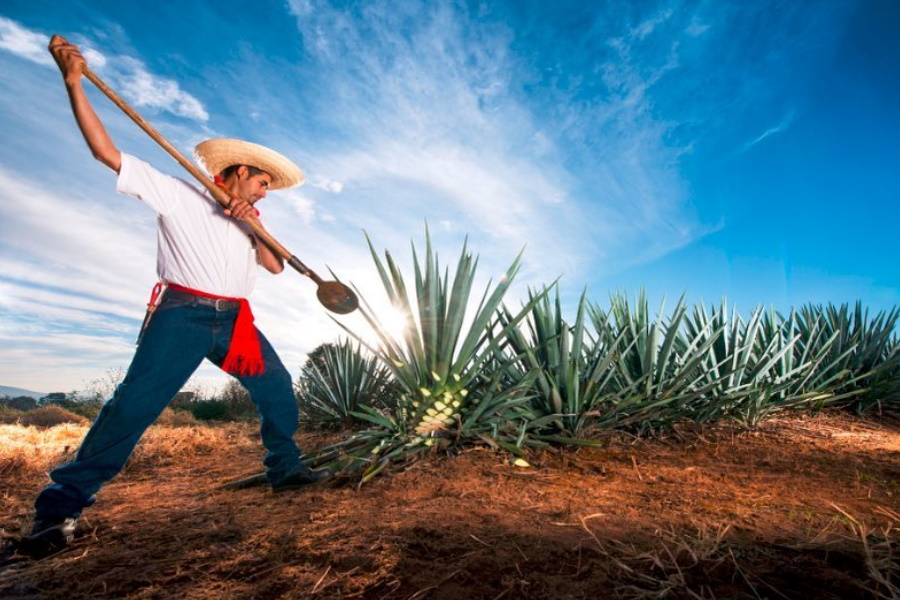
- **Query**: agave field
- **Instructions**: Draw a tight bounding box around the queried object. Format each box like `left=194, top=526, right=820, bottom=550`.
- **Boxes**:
left=2, top=229, right=899, bottom=599
left=295, top=230, right=900, bottom=482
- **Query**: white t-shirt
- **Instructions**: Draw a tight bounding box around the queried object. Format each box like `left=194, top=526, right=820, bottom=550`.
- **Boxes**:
left=116, top=153, right=258, bottom=298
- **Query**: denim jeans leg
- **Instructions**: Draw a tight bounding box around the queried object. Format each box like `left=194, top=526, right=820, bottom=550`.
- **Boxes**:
left=35, top=301, right=211, bottom=518
left=214, top=327, right=302, bottom=484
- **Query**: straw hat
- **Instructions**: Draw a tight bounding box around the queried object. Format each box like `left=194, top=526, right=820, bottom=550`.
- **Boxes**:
left=194, top=139, right=305, bottom=190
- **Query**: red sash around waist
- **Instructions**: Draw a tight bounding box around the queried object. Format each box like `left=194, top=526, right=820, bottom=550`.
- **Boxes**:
left=150, top=282, right=265, bottom=376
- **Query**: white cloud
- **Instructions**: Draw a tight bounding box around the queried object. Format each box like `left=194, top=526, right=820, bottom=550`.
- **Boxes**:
left=277, top=188, right=317, bottom=224
left=0, top=162, right=158, bottom=390
left=310, top=177, right=344, bottom=193
left=0, top=166, right=157, bottom=301
left=0, top=16, right=54, bottom=66
left=111, top=56, right=209, bottom=121
left=0, top=16, right=207, bottom=122
left=82, top=47, right=107, bottom=68
left=286, top=0, right=314, bottom=18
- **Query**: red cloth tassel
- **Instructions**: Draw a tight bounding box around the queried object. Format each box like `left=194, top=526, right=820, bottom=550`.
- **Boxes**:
left=222, top=298, right=265, bottom=376
left=166, top=283, right=265, bottom=376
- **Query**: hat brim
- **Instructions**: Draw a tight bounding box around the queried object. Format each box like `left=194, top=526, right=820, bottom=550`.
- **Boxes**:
left=194, top=139, right=305, bottom=190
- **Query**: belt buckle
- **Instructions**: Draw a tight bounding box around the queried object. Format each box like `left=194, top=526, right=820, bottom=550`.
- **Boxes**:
left=214, top=299, right=231, bottom=311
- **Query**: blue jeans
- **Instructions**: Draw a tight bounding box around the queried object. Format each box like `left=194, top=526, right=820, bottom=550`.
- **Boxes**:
left=35, top=293, right=304, bottom=518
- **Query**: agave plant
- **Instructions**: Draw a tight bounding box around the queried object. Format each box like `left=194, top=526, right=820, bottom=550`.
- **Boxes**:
left=795, top=302, right=900, bottom=413
left=309, top=228, right=548, bottom=481
left=584, top=291, right=729, bottom=432
left=295, top=339, right=397, bottom=428
left=498, top=286, right=623, bottom=438
left=677, top=303, right=823, bottom=426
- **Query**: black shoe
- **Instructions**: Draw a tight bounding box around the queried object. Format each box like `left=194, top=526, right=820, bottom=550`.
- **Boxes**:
left=17, top=516, right=77, bottom=559
left=272, top=466, right=334, bottom=492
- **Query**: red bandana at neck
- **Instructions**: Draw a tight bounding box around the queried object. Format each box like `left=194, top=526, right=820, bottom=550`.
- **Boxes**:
left=214, top=175, right=261, bottom=217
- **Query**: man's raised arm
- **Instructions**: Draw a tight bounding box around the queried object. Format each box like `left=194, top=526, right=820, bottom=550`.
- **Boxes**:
left=48, top=35, right=121, bottom=173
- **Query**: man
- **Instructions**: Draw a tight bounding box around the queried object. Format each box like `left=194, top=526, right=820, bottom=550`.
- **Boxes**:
left=21, top=36, right=331, bottom=558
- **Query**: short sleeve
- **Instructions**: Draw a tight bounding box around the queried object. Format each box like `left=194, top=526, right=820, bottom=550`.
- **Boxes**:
left=116, top=153, right=184, bottom=215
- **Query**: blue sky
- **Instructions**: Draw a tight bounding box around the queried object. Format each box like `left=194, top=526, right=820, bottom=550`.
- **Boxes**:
left=0, top=0, right=897, bottom=394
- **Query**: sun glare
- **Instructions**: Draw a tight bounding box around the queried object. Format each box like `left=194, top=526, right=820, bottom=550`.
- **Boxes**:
left=378, top=305, right=411, bottom=343
left=357, top=302, right=413, bottom=350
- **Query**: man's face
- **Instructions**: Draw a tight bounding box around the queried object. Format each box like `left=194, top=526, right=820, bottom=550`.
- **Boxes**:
left=235, top=166, right=273, bottom=205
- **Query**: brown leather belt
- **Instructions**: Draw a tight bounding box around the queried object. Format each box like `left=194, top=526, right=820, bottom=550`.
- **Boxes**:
left=164, top=288, right=241, bottom=311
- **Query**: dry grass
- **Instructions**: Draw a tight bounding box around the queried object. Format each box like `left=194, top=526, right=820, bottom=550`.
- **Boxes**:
left=0, top=421, right=262, bottom=552
left=833, top=505, right=900, bottom=600
left=0, top=421, right=258, bottom=480
left=125, top=422, right=258, bottom=471
left=155, top=406, right=201, bottom=427
left=576, top=521, right=743, bottom=600
left=0, top=406, right=87, bottom=428
left=0, top=423, right=86, bottom=479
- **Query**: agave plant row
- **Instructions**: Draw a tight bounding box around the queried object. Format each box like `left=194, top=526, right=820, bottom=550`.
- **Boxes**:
left=296, top=230, right=899, bottom=481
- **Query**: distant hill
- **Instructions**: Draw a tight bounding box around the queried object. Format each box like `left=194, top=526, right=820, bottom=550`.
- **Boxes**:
left=0, top=385, right=46, bottom=399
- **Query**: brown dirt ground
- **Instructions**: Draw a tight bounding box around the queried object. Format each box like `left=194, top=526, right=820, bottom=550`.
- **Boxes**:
left=1, top=411, right=899, bottom=599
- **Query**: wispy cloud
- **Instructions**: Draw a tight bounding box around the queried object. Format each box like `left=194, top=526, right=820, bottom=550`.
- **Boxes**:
left=742, top=110, right=796, bottom=151
left=0, top=16, right=53, bottom=66
left=0, top=16, right=208, bottom=121
left=685, top=17, right=711, bottom=37
left=105, top=56, right=210, bottom=121
left=278, top=0, right=712, bottom=292
left=631, top=8, right=674, bottom=40
left=277, top=2, right=578, bottom=291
